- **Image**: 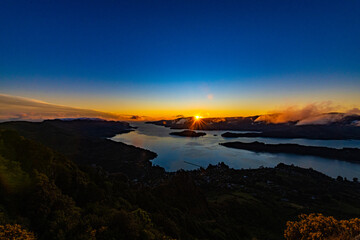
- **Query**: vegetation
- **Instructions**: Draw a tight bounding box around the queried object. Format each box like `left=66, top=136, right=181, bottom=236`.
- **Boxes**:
left=0, top=224, right=36, bottom=240
left=284, top=213, right=360, bottom=240
left=0, top=129, right=173, bottom=239
left=0, top=121, right=360, bottom=239
left=0, top=120, right=158, bottom=179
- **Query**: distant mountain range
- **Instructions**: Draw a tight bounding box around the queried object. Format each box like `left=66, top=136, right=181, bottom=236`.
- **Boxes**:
left=147, top=113, right=360, bottom=140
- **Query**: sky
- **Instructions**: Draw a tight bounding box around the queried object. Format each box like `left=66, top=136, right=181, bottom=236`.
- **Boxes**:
left=1, top=0, right=360, bottom=120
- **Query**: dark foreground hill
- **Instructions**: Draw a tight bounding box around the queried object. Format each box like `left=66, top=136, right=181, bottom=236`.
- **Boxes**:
left=0, top=120, right=159, bottom=179
left=0, top=124, right=360, bottom=239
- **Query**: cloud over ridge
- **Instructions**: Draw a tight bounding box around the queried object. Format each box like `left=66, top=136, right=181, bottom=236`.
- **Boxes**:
left=255, top=102, right=360, bottom=125
left=0, top=94, right=147, bottom=122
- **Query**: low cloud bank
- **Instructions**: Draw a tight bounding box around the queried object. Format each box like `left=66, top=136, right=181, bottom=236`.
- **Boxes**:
left=255, top=103, right=360, bottom=125
left=0, top=94, right=148, bottom=122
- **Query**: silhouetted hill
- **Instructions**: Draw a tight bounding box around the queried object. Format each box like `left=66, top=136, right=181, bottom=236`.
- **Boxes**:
left=148, top=115, right=360, bottom=140
left=1, top=119, right=133, bottom=139
left=0, top=119, right=158, bottom=179
left=220, top=141, right=360, bottom=163
left=147, top=116, right=263, bottom=130
left=170, top=130, right=206, bottom=137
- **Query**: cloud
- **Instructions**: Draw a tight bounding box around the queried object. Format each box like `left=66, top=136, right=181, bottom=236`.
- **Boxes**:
left=296, top=113, right=344, bottom=125
left=254, top=102, right=360, bottom=125
left=128, top=115, right=149, bottom=121
left=175, top=118, right=188, bottom=124
left=255, top=102, right=335, bottom=124
left=298, top=107, right=360, bottom=125
left=353, top=120, right=360, bottom=127
left=0, top=93, right=147, bottom=122
left=347, top=108, right=360, bottom=115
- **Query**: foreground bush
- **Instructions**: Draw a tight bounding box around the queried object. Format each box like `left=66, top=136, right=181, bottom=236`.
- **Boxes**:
left=0, top=224, right=36, bottom=240
left=284, top=213, right=360, bottom=240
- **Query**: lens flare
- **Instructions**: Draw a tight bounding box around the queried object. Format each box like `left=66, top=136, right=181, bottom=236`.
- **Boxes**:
left=190, top=115, right=206, bottom=129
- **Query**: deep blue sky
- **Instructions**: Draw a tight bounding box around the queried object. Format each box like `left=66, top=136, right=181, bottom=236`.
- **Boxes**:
left=1, top=0, right=360, bottom=117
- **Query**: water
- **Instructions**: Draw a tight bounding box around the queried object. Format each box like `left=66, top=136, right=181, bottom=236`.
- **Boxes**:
left=111, top=122, right=360, bottom=179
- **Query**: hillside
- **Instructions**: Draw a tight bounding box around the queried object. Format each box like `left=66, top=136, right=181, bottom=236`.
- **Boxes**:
left=0, top=120, right=159, bottom=179
left=1, top=123, right=360, bottom=239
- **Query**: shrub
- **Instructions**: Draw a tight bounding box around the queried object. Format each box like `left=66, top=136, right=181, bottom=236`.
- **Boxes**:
left=0, top=224, right=36, bottom=240
left=284, top=213, right=360, bottom=240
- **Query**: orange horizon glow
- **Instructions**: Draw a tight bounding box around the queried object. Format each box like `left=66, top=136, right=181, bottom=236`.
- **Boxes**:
left=4, top=82, right=360, bottom=121
left=1, top=93, right=360, bottom=122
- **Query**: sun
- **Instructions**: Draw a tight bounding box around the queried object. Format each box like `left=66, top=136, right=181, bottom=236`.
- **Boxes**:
left=190, top=115, right=206, bottom=129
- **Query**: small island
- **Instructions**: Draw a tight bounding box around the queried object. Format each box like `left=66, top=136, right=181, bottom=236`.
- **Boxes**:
left=170, top=130, right=206, bottom=137
left=220, top=141, right=360, bottom=163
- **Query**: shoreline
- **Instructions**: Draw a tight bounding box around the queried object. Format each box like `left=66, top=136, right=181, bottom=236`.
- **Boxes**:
left=220, top=141, right=360, bottom=164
